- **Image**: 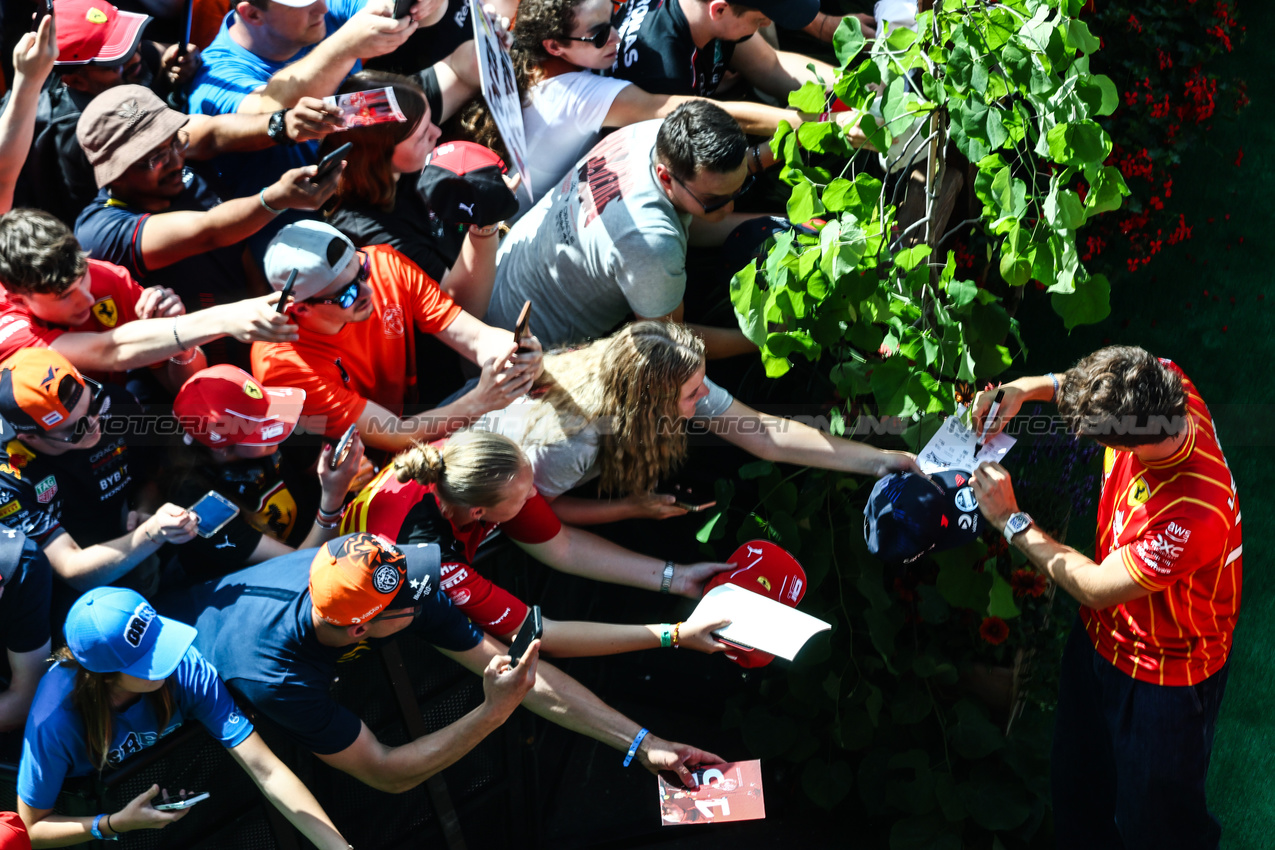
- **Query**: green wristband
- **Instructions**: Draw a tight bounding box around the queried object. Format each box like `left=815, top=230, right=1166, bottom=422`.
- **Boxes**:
left=659, top=624, right=673, bottom=648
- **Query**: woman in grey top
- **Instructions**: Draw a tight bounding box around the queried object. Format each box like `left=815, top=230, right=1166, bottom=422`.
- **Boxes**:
left=475, top=322, right=921, bottom=525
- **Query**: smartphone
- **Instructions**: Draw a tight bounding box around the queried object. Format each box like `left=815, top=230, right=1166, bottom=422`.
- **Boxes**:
left=276, top=268, right=298, bottom=314
left=512, top=300, right=532, bottom=353
left=32, top=0, right=52, bottom=31
left=330, top=423, right=357, bottom=470
left=153, top=791, right=210, bottom=811
left=673, top=500, right=716, bottom=513
left=508, top=605, right=542, bottom=668
left=392, top=0, right=413, bottom=19
left=311, top=142, right=352, bottom=184
left=669, top=484, right=714, bottom=512
left=190, top=491, right=240, bottom=538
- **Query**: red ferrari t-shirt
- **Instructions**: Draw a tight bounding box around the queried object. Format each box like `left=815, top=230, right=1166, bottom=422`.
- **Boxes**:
left=0, top=259, right=143, bottom=382
left=340, top=463, right=561, bottom=633
left=1084, top=361, right=1242, bottom=686
left=250, top=245, right=464, bottom=438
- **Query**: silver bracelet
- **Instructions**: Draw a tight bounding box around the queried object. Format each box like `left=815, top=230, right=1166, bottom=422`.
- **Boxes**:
left=169, top=347, right=197, bottom=365
left=660, top=561, right=675, bottom=594
left=259, top=188, right=284, bottom=215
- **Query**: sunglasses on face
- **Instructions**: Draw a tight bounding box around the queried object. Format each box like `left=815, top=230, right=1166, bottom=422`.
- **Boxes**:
left=671, top=171, right=756, bottom=214
left=136, top=131, right=188, bottom=173
left=563, top=23, right=613, bottom=49
left=43, top=376, right=107, bottom=445
left=306, top=253, right=368, bottom=309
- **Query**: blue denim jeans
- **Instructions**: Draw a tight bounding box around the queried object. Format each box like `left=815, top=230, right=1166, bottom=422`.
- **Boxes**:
left=1052, top=618, right=1229, bottom=850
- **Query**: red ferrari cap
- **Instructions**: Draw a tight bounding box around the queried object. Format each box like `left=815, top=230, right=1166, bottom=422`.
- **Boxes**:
left=174, top=365, right=305, bottom=448
left=705, top=540, right=808, bottom=669
left=54, top=0, right=151, bottom=67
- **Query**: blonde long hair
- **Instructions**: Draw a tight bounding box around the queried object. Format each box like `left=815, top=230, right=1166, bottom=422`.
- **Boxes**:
left=52, top=646, right=175, bottom=772
left=393, top=430, right=528, bottom=508
left=520, top=322, right=706, bottom=495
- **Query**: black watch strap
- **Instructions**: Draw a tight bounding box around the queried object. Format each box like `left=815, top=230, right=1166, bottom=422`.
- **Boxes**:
left=267, top=109, right=293, bottom=146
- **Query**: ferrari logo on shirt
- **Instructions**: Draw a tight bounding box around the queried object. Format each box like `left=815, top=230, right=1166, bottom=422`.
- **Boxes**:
left=242, top=382, right=263, bottom=400
left=91, top=297, right=118, bottom=328
left=1128, top=477, right=1151, bottom=507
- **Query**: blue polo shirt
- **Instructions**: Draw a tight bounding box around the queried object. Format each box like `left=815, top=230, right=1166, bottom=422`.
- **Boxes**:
left=18, top=647, right=253, bottom=809
left=160, top=548, right=483, bottom=756
left=185, top=0, right=367, bottom=195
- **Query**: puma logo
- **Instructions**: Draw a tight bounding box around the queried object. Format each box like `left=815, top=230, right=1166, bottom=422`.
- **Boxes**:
left=457, top=202, right=475, bottom=217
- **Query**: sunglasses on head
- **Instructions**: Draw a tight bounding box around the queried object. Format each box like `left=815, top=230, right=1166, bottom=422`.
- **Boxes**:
left=563, top=23, right=613, bottom=49
left=374, top=603, right=423, bottom=622
left=306, top=253, right=368, bottom=309
left=43, top=376, right=106, bottom=445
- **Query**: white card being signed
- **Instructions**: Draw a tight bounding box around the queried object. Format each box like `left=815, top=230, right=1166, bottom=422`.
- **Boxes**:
left=691, top=584, right=830, bottom=661
left=916, top=407, right=1016, bottom=474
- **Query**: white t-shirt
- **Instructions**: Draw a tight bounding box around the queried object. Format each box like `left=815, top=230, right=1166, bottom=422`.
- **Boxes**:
left=474, top=377, right=735, bottom=498
left=518, top=71, right=632, bottom=216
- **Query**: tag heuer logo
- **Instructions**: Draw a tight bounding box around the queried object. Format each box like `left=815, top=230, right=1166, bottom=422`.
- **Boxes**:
left=35, top=475, right=57, bottom=504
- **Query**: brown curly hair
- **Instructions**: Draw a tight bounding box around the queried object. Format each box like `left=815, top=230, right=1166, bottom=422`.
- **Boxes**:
left=320, top=70, right=429, bottom=212
left=1057, top=346, right=1188, bottom=448
left=518, top=322, right=706, bottom=495
left=461, top=0, right=582, bottom=160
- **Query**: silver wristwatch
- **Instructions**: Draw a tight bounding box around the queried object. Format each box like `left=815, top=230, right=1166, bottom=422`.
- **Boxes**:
left=1003, top=512, right=1033, bottom=543
left=660, top=561, right=675, bottom=594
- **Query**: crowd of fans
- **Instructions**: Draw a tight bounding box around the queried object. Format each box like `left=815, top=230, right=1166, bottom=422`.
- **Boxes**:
left=0, top=1, right=1243, bottom=848
left=0, top=0, right=916, bottom=846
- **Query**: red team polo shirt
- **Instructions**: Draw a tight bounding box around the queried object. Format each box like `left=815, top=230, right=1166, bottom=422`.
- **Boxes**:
left=1085, top=361, right=1241, bottom=686
left=340, top=463, right=562, bottom=634
left=0, top=259, right=143, bottom=382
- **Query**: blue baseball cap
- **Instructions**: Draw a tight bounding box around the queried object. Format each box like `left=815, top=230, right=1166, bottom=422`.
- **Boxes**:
left=64, top=587, right=197, bottom=679
left=864, top=469, right=985, bottom=565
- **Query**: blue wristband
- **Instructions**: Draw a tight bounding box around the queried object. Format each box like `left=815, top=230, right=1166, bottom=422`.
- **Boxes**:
left=623, top=727, right=650, bottom=767
left=91, top=813, right=107, bottom=840
left=1047, top=372, right=1059, bottom=400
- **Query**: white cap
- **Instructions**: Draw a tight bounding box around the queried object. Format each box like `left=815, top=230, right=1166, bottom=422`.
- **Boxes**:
left=267, top=0, right=323, bottom=7
left=262, top=220, right=357, bottom=300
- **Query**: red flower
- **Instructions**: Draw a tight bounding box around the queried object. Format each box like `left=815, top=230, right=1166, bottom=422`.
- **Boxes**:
left=1235, top=147, right=1244, bottom=167
left=979, top=617, right=1010, bottom=645
left=1010, top=569, right=1048, bottom=598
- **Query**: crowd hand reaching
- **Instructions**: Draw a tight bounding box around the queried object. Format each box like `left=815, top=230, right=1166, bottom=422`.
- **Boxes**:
left=510, top=332, right=543, bottom=380
left=338, top=1, right=418, bottom=59
left=287, top=98, right=344, bottom=143
left=160, top=44, right=201, bottom=87
left=134, top=286, right=184, bottom=320
left=971, top=384, right=1027, bottom=441
left=109, top=784, right=191, bottom=834
left=483, top=3, right=514, bottom=47
left=635, top=735, right=726, bottom=788
left=223, top=292, right=300, bottom=344
left=627, top=492, right=691, bottom=520
left=481, top=639, right=539, bottom=721
left=871, top=449, right=922, bottom=478
left=408, top=0, right=450, bottom=25
left=466, top=342, right=535, bottom=413
left=316, top=432, right=366, bottom=502
left=13, top=13, right=57, bottom=86
left=676, top=613, right=732, bottom=654
left=263, top=164, right=342, bottom=212
left=671, top=562, right=736, bottom=598
left=143, top=504, right=199, bottom=546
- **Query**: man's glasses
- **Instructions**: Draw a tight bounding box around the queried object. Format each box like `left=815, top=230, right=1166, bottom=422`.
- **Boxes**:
left=563, top=23, right=613, bottom=49
left=307, top=253, right=368, bottom=309
left=44, top=377, right=106, bottom=445
left=671, top=171, right=756, bottom=214
left=136, top=131, right=188, bottom=172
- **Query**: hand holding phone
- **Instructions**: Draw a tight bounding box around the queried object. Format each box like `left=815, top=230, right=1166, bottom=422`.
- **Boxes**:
left=329, top=424, right=358, bottom=470
left=189, top=491, right=240, bottom=538
left=513, top=300, right=531, bottom=353
left=153, top=791, right=210, bottom=811
left=391, top=0, right=413, bottom=18
left=276, top=269, right=298, bottom=314
left=508, top=605, right=543, bottom=668
left=311, top=142, right=352, bottom=184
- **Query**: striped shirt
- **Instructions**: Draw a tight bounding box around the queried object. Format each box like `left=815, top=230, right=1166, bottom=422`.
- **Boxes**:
left=1083, top=362, right=1242, bottom=686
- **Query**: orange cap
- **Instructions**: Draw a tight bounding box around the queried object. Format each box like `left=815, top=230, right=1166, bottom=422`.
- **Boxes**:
left=0, top=348, right=86, bottom=434
left=309, top=533, right=440, bottom=626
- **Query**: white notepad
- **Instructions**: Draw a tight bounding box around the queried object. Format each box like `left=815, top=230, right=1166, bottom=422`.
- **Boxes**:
left=692, top=584, right=831, bottom=661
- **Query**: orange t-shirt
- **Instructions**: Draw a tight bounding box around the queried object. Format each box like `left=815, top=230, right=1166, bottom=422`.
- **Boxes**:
left=1084, top=362, right=1242, bottom=686
left=250, top=245, right=463, bottom=438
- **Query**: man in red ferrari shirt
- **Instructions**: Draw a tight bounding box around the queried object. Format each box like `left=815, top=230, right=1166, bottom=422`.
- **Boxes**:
left=0, top=209, right=298, bottom=388
left=969, top=346, right=1240, bottom=850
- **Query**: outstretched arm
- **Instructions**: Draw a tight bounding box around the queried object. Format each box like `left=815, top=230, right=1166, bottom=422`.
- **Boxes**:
left=0, top=16, right=57, bottom=213
left=229, top=732, right=349, bottom=850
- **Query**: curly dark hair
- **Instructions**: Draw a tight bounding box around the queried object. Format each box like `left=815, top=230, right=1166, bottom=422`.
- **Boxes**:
left=1057, top=346, right=1188, bottom=448
left=460, top=0, right=581, bottom=160
left=0, top=209, right=89, bottom=295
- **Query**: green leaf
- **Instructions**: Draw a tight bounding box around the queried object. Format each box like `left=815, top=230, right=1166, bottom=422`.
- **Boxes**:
left=802, top=759, right=855, bottom=810
left=1085, top=165, right=1130, bottom=216
left=988, top=571, right=1022, bottom=619
left=999, top=250, right=1032, bottom=287
left=729, top=263, right=768, bottom=347
left=822, top=178, right=853, bottom=212
left=1045, top=181, right=1087, bottom=230
left=787, top=80, right=826, bottom=114
left=833, top=15, right=867, bottom=67
left=918, top=585, right=951, bottom=624
left=1064, top=18, right=1100, bottom=54
left=787, top=179, right=825, bottom=223
left=694, top=512, right=723, bottom=544
left=739, top=460, right=775, bottom=480
left=766, top=331, right=822, bottom=363
left=936, top=558, right=994, bottom=612
left=1046, top=120, right=1112, bottom=166
left=1051, top=271, right=1111, bottom=329
left=894, top=244, right=932, bottom=273
left=797, top=120, right=842, bottom=155
left=949, top=699, right=1005, bottom=760
left=946, top=45, right=973, bottom=91
left=1092, top=73, right=1119, bottom=116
